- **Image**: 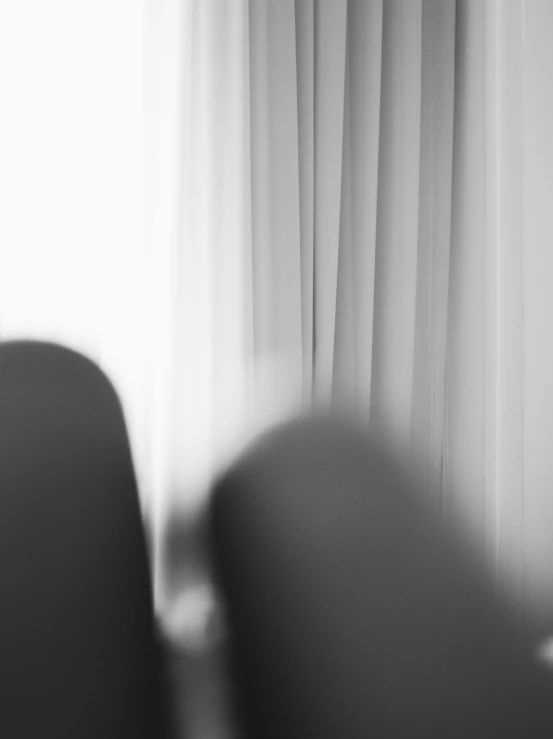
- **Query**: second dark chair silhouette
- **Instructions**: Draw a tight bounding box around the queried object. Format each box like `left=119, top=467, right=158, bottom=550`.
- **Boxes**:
left=209, top=413, right=553, bottom=739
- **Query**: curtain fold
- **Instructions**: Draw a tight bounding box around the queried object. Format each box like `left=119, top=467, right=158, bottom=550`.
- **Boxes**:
left=312, top=0, right=348, bottom=405
left=334, top=0, right=383, bottom=421
left=249, top=0, right=303, bottom=400
left=295, top=0, right=316, bottom=402
left=444, top=0, right=488, bottom=557
left=520, top=0, right=553, bottom=632
left=370, top=0, right=419, bottom=450
left=292, top=0, right=457, bottom=510
left=410, top=0, right=456, bottom=508
left=490, top=0, right=525, bottom=620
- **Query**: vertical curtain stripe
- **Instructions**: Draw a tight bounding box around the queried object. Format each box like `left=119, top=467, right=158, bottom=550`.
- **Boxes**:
left=295, top=0, right=315, bottom=404
left=347, top=0, right=384, bottom=423
left=489, top=0, right=525, bottom=619
left=372, top=0, right=422, bottom=452
left=411, top=0, right=456, bottom=509
left=312, top=0, right=348, bottom=404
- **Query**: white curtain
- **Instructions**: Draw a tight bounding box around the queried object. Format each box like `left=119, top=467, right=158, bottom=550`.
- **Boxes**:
left=146, top=0, right=553, bottom=633
left=2, top=0, right=553, bottom=632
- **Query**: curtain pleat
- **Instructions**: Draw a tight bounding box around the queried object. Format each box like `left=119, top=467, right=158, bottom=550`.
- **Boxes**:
left=410, top=0, right=456, bottom=509
left=256, top=0, right=457, bottom=503
left=248, top=0, right=271, bottom=365
left=520, top=0, right=553, bottom=631
left=340, top=0, right=384, bottom=422
left=171, top=0, right=219, bottom=514
left=444, top=0, right=487, bottom=555
left=489, top=0, right=525, bottom=620
left=249, top=0, right=303, bottom=419
left=371, top=0, right=421, bottom=451
left=312, top=0, right=348, bottom=404
left=295, top=0, right=315, bottom=402
left=333, top=40, right=356, bottom=412
left=209, top=0, right=252, bottom=479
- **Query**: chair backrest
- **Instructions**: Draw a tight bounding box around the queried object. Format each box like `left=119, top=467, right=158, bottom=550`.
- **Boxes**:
left=209, top=413, right=553, bottom=739
left=0, top=341, right=171, bottom=739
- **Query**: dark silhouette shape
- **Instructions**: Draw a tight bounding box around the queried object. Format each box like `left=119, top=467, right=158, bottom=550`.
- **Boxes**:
left=0, top=341, right=175, bottom=739
left=209, top=412, right=553, bottom=739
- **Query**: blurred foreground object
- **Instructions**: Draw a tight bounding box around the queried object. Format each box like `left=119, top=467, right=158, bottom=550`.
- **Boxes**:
left=0, top=341, right=176, bottom=739
left=209, top=412, right=553, bottom=739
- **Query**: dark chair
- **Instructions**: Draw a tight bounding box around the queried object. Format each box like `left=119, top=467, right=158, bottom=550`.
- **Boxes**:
left=0, top=341, right=176, bottom=739
left=209, top=413, right=553, bottom=739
